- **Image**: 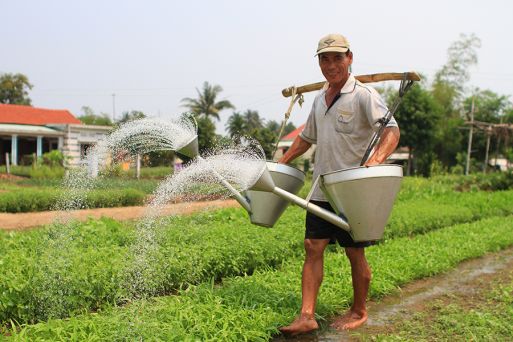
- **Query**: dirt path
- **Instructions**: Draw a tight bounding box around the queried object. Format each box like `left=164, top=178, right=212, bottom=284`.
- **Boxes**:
left=274, top=247, right=513, bottom=341
left=0, top=199, right=239, bottom=231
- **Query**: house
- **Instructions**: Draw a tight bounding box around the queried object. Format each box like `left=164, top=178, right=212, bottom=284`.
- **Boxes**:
left=273, top=124, right=315, bottom=170
left=0, top=104, right=111, bottom=166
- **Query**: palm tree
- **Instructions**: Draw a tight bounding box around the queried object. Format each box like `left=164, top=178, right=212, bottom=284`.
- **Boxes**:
left=226, top=112, right=246, bottom=138
left=181, top=82, right=234, bottom=121
left=243, top=109, right=264, bottom=131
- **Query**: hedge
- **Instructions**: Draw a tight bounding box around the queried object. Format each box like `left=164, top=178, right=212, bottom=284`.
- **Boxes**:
left=0, top=188, right=145, bottom=213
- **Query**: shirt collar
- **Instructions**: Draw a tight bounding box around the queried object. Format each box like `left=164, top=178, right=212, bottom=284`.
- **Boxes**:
left=321, top=73, right=356, bottom=96
left=340, top=73, right=356, bottom=94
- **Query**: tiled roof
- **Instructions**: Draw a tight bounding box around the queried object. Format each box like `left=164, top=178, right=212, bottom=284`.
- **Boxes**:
left=0, top=104, right=82, bottom=125
left=281, top=123, right=305, bottom=141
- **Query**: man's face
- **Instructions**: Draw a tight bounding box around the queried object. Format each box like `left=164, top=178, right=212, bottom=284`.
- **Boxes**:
left=318, top=52, right=353, bottom=85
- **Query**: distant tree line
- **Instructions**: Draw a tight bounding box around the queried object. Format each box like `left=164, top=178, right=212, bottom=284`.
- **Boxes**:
left=2, top=33, right=512, bottom=175
left=386, top=33, right=513, bottom=175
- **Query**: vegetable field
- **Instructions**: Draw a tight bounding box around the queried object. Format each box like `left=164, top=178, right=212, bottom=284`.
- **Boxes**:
left=1, top=175, right=513, bottom=340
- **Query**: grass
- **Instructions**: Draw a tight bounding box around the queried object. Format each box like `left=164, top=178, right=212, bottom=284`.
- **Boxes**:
left=6, top=215, right=513, bottom=341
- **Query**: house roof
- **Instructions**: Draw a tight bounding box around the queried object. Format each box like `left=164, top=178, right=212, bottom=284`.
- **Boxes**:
left=281, top=123, right=305, bottom=141
left=0, top=104, right=82, bottom=125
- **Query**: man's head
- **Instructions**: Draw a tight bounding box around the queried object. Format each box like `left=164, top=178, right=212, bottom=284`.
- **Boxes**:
left=316, top=34, right=353, bottom=86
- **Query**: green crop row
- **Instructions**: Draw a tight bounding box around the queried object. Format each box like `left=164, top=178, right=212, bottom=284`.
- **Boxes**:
left=385, top=190, right=513, bottom=239
left=0, top=188, right=145, bottom=213
left=6, top=215, right=513, bottom=341
left=1, top=190, right=513, bottom=326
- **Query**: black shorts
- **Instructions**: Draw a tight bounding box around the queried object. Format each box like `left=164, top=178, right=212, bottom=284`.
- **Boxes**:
left=305, top=200, right=376, bottom=248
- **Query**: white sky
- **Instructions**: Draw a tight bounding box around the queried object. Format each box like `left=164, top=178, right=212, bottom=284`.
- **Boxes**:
left=2, top=0, right=512, bottom=134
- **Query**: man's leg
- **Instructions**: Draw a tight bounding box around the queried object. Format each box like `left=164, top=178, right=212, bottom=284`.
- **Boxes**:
left=279, top=238, right=330, bottom=335
left=331, top=247, right=371, bottom=330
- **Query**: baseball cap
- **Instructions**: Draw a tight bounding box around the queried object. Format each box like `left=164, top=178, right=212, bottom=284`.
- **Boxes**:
left=315, top=34, right=350, bottom=56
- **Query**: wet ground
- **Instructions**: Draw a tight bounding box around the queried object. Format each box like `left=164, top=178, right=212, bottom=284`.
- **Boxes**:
left=274, top=247, right=513, bottom=341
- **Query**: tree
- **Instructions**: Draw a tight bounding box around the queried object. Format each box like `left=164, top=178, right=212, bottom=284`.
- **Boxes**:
left=118, top=110, right=146, bottom=124
left=433, top=33, right=481, bottom=102
left=181, top=82, right=234, bottom=121
left=226, top=110, right=267, bottom=138
left=225, top=112, right=246, bottom=138
left=195, top=116, right=217, bottom=152
left=0, top=73, right=33, bottom=105
left=265, top=120, right=280, bottom=134
left=283, top=122, right=297, bottom=136
left=392, top=83, right=442, bottom=176
left=431, top=33, right=481, bottom=169
left=253, top=127, right=277, bottom=160
left=117, top=110, right=146, bottom=125
left=225, top=110, right=289, bottom=159
left=78, top=106, right=113, bottom=126
left=503, top=108, right=513, bottom=124
left=243, top=109, right=264, bottom=131
left=462, top=90, right=512, bottom=165
left=463, top=90, right=511, bottom=124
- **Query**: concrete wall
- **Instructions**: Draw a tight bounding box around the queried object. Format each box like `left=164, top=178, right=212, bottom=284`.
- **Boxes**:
left=62, top=125, right=110, bottom=166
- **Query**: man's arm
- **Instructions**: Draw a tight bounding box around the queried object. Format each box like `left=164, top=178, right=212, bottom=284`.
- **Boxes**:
left=364, top=127, right=400, bottom=166
left=278, top=135, right=312, bottom=164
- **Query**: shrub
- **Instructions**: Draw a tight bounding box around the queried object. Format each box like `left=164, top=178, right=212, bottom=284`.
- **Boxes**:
left=0, top=188, right=145, bottom=213
left=40, top=150, right=66, bottom=167
left=29, top=166, right=65, bottom=180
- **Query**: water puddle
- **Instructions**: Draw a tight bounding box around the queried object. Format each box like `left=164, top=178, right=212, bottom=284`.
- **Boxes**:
left=273, top=247, right=513, bottom=341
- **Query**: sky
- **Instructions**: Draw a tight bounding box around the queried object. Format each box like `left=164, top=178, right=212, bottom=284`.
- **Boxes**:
left=2, top=0, right=513, bottom=134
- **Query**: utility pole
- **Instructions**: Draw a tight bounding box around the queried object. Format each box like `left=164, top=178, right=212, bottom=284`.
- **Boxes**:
left=483, top=126, right=492, bottom=173
left=112, top=93, right=116, bottom=122
left=465, top=96, right=475, bottom=176
left=493, top=116, right=503, bottom=168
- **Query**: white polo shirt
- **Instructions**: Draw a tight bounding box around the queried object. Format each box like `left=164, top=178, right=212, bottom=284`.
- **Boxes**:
left=300, top=73, right=398, bottom=201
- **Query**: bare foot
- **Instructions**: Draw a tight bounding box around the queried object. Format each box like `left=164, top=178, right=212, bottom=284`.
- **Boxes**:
left=279, top=314, right=319, bottom=336
left=330, top=309, right=368, bottom=330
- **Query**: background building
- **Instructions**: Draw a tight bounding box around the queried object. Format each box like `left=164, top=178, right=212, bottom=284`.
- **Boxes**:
left=0, top=104, right=111, bottom=166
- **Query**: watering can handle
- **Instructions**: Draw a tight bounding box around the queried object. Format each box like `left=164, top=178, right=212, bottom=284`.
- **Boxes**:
left=281, top=72, right=421, bottom=97
left=305, top=176, right=320, bottom=203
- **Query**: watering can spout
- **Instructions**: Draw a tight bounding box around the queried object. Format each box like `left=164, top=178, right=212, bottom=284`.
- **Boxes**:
left=230, top=164, right=277, bottom=215
left=177, top=136, right=199, bottom=158
left=249, top=166, right=276, bottom=192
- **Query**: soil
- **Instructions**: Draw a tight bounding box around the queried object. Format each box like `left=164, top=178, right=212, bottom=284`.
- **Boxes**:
left=0, top=173, right=24, bottom=180
left=0, top=199, right=239, bottom=231
left=274, top=247, right=513, bottom=341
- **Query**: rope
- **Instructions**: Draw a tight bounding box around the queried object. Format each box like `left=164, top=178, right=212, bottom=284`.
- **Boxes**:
left=272, top=86, right=304, bottom=158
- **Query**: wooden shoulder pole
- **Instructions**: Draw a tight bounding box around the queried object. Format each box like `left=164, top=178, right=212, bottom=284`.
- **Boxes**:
left=281, top=72, right=421, bottom=97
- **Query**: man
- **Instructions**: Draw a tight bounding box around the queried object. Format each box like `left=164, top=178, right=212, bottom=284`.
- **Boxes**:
left=278, top=33, right=400, bottom=335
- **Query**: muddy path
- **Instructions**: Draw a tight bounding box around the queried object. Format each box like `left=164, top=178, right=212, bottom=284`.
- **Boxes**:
left=274, top=247, right=513, bottom=341
left=0, top=199, right=239, bottom=231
